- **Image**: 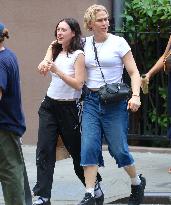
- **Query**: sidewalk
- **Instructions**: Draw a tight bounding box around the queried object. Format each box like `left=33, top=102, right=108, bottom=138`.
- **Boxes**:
left=0, top=145, right=171, bottom=205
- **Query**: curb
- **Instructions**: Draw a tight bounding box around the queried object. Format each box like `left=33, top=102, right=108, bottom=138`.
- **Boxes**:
left=102, top=145, right=171, bottom=154
left=109, top=192, right=171, bottom=204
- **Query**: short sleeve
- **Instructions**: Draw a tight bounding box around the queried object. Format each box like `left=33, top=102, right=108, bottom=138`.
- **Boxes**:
left=118, top=37, right=131, bottom=58
left=0, top=64, right=7, bottom=92
left=75, top=50, right=84, bottom=57
left=73, top=50, right=85, bottom=63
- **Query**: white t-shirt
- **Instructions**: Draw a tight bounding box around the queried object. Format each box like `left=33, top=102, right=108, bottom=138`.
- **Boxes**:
left=47, top=50, right=84, bottom=100
left=84, top=33, right=131, bottom=88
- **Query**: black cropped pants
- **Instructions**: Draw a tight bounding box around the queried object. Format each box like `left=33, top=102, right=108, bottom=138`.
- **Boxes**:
left=33, top=96, right=102, bottom=198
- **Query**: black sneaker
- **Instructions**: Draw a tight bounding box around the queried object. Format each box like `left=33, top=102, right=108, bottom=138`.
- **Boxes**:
left=95, top=193, right=104, bottom=205
left=33, top=197, right=51, bottom=205
left=128, top=174, right=146, bottom=205
left=94, top=181, right=104, bottom=205
left=78, top=193, right=95, bottom=205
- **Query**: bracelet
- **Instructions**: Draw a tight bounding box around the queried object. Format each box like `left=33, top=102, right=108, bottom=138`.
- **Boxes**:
left=132, top=94, right=140, bottom=97
left=60, top=72, right=65, bottom=80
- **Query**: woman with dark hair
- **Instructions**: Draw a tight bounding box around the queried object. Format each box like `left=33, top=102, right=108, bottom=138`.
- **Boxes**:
left=32, top=18, right=102, bottom=205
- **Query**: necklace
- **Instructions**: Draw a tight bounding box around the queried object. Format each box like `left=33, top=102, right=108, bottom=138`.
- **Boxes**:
left=93, top=34, right=108, bottom=54
left=92, top=38, right=105, bottom=67
left=95, top=42, right=104, bottom=50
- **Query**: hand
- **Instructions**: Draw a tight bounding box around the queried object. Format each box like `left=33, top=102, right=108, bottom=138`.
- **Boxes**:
left=141, top=73, right=149, bottom=94
left=47, top=61, right=58, bottom=74
left=51, top=40, right=57, bottom=46
left=127, top=96, right=141, bottom=112
left=37, top=60, right=49, bottom=76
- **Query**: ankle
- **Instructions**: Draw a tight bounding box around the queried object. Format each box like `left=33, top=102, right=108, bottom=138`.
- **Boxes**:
left=131, top=174, right=141, bottom=185
left=86, top=188, right=95, bottom=197
left=94, top=181, right=103, bottom=198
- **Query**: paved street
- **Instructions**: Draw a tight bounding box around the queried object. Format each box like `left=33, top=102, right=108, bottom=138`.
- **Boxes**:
left=0, top=145, right=171, bottom=204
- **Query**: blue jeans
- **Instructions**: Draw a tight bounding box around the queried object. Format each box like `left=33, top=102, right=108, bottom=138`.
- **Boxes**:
left=81, top=92, right=134, bottom=168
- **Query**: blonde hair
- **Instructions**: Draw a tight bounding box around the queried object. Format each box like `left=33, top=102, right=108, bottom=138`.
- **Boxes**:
left=84, top=4, right=109, bottom=31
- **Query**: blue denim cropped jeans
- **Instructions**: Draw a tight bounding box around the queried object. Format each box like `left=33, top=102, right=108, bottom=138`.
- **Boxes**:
left=81, top=92, right=134, bottom=168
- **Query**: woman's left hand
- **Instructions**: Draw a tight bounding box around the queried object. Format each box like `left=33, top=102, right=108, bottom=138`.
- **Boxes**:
left=47, top=61, right=58, bottom=74
left=127, top=96, right=141, bottom=112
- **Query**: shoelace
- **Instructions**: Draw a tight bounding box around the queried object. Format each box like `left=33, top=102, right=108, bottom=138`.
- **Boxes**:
left=81, top=193, right=93, bottom=202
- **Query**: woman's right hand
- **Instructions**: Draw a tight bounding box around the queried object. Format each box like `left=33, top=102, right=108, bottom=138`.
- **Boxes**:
left=38, top=60, right=49, bottom=76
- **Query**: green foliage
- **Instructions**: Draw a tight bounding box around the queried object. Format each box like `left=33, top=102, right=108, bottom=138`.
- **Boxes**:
left=123, top=0, right=171, bottom=32
left=123, top=0, right=171, bottom=132
left=149, top=87, right=171, bottom=129
left=111, top=1, right=170, bottom=141
left=122, top=0, right=171, bottom=70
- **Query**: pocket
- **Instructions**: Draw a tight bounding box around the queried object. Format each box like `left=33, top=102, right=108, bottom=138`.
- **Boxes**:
left=38, top=96, right=52, bottom=115
left=68, top=105, right=80, bottom=130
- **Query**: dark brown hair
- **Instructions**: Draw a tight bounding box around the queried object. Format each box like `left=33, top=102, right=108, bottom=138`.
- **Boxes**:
left=52, top=18, right=83, bottom=61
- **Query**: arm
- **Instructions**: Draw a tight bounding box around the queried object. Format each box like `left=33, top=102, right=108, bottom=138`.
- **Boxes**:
left=38, top=41, right=55, bottom=76
left=145, top=35, right=171, bottom=80
left=43, top=43, right=53, bottom=61
left=48, top=53, right=85, bottom=90
left=123, top=50, right=141, bottom=112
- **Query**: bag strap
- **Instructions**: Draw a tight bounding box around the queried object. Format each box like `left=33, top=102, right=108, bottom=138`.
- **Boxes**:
left=92, top=37, right=123, bottom=84
left=92, top=37, right=107, bottom=84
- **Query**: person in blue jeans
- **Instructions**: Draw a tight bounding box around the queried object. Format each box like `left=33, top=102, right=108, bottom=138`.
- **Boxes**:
left=142, top=35, right=171, bottom=173
left=0, top=23, right=32, bottom=205
left=78, top=4, right=146, bottom=205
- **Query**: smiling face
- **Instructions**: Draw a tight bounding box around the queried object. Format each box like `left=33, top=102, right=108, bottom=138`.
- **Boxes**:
left=56, top=21, right=75, bottom=49
left=89, top=10, right=109, bottom=37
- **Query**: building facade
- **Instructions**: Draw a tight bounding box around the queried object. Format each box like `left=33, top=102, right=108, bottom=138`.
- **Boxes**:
left=1, top=0, right=112, bottom=144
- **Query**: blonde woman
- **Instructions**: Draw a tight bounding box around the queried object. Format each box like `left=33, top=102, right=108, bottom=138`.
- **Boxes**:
left=78, top=4, right=145, bottom=205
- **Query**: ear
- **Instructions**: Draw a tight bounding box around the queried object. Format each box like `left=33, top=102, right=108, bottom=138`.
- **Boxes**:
left=88, top=21, right=93, bottom=31
left=71, top=31, right=75, bottom=37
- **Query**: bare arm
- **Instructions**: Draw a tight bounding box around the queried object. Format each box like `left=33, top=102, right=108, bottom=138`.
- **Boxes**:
left=146, top=35, right=171, bottom=80
left=48, top=53, right=85, bottom=90
left=123, top=50, right=141, bottom=112
left=123, top=51, right=141, bottom=96
left=43, top=43, right=53, bottom=61
left=38, top=41, right=55, bottom=76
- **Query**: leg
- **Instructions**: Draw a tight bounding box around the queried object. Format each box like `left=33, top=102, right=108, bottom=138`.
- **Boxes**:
left=33, top=97, right=58, bottom=199
left=102, top=100, right=146, bottom=205
left=124, top=165, right=137, bottom=178
left=79, top=93, right=104, bottom=205
left=102, top=101, right=134, bottom=167
left=83, top=166, right=98, bottom=189
left=0, top=130, right=27, bottom=205
left=55, top=101, right=86, bottom=185
left=56, top=101, right=102, bottom=186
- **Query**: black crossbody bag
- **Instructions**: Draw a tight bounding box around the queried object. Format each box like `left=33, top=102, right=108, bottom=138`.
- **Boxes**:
left=92, top=37, right=131, bottom=104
